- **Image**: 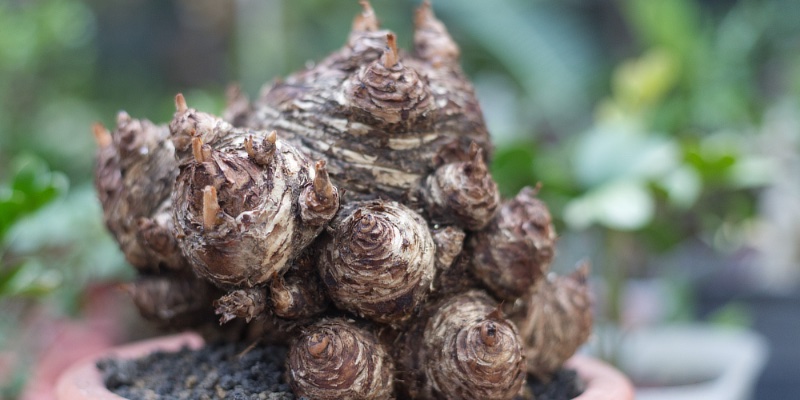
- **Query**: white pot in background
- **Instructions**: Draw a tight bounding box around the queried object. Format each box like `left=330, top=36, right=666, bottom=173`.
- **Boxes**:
left=617, top=324, right=768, bottom=400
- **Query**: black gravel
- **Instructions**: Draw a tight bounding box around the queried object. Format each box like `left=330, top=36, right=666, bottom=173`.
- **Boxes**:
left=528, top=368, right=585, bottom=400
left=97, top=341, right=298, bottom=400
left=98, top=342, right=583, bottom=400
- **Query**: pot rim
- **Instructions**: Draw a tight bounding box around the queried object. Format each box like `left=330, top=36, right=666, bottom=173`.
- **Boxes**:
left=55, top=333, right=633, bottom=400
left=55, top=332, right=204, bottom=400
left=568, top=354, right=635, bottom=400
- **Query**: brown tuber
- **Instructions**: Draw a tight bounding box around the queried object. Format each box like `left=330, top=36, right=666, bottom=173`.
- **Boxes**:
left=468, top=185, right=557, bottom=300
left=170, top=99, right=339, bottom=288
left=94, top=115, right=188, bottom=274
left=511, top=262, right=594, bottom=380
left=288, top=319, right=394, bottom=400
left=319, top=200, right=435, bottom=324
left=399, top=290, right=527, bottom=399
left=94, top=2, right=594, bottom=399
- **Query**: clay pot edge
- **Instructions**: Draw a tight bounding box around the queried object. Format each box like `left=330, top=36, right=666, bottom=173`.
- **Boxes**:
left=54, top=333, right=633, bottom=400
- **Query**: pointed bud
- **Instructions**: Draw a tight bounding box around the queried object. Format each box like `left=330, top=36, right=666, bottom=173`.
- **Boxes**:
left=414, top=0, right=460, bottom=66
left=466, top=142, right=488, bottom=177
left=344, top=33, right=435, bottom=124
left=169, top=93, right=234, bottom=159
left=312, top=160, right=335, bottom=201
left=320, top=201, right=435, bottom=324
left=288, top=319, right=395, bottom=399
left=202, top=185, right=220, bottom=231
left=399, top=291, right=525, bottom=399
left=223, top=84, right=251, bottom=125
left=480, top=321, right=498, bottom=346
left=307, top=334, right=330, bottom=358
left=213, top=287, right=267, bottom=324
left=92, top=123, right=112, bottom=148
left=571, top=260, right=591, bottom=283
left=244, top=131, right=277, bottom=166
left=300, top=160, right=340, bottom=226
left=382, top=33, right=399, bottom=68
left=352, top=0, right=379, bottom=32
left=191, top=137, right=212, bottom=163
left=116, top=111, right=131, bottom=126
left=175, top=93, right=188, bottom=113
left=243, top=135, right=256, bottom=159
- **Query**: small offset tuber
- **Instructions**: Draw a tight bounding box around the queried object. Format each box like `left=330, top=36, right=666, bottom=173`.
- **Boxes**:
left=287, top=318, right=394, bottom=400
left=319, top=200, right=436, bottom=324
left=511, top=262, right=594, bottom=380
left=94, top=2, right=594, bottom=399
left=94, top=115, right=188, bottom=274
left=399, top=290, right=527, bottom=400
left=468, top=185, right=557, bottom=300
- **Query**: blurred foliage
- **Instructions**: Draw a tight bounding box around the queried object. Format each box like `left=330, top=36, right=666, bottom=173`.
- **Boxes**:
left=1, top=156, right=68, bottom=297
left=489, top=0, right=796, bottom=285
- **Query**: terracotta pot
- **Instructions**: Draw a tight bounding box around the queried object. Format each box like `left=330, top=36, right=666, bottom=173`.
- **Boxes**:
left=55, top=332, right=204, bottom=400
left=55, top=333, right=633, bottom=400
left=568, top=354, right=635, bottom=400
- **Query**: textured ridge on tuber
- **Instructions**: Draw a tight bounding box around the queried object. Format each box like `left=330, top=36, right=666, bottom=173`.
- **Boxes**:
left=94, top=2, right=594, bottom=399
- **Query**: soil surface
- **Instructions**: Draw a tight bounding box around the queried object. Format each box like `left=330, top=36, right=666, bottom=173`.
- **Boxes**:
left=526, top=368, right=584, bottom=400
left=98, top=342, right=583, bottom=400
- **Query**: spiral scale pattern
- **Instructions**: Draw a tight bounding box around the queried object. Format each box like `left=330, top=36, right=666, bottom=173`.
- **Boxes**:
left=344, top=41, right=434, bottom=125
left=424, top=145, right=499, bottom=230
left=288, top=319, right=394, bottom=400
left=321, top=201, right=435, bottom=324
left=421, top=291, right=526, bottom=400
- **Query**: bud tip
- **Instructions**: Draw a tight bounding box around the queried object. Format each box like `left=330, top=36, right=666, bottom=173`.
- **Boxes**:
left=383, top=33, right=399, bottom=68
left=92, top=123, right=112, bottom=148
left=202, top=185, right=220, bottom=231
left=175, top=93, right=188, bottom=113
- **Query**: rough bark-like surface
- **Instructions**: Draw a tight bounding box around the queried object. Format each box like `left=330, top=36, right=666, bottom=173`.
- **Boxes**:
left=170, top=101, right=338, bottom=288
left=124, top=274, right=219, bottom=328
left=245, top=18, right=490, bottom=210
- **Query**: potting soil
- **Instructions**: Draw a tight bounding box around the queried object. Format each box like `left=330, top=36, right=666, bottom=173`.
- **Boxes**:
left=98, top=341, right=583, bottom=400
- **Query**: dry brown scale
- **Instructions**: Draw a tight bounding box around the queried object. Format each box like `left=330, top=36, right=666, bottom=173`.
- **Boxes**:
left=93, top=2, right=593, bottom=399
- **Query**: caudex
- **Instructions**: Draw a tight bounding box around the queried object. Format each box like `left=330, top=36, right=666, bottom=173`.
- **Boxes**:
left=93, top=2, right=592, bottom=399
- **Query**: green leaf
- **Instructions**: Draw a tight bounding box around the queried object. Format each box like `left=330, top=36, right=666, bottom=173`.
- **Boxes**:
left=0, top=156, right=68, bottom=241
left=0, top=263, right=25, bottom=296
left=491, top=144, right=538, bottom=198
